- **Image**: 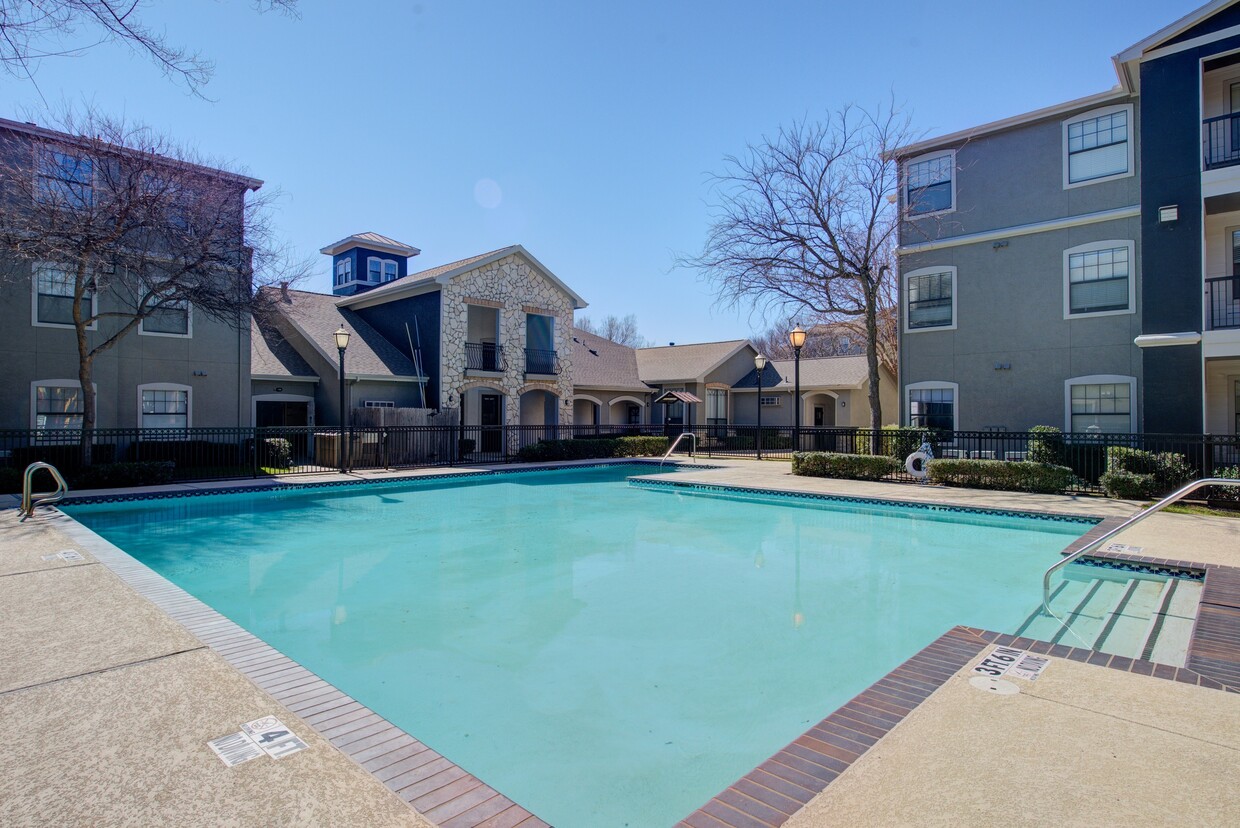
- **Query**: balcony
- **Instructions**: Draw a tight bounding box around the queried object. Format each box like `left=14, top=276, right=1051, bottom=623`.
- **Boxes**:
left=1207, top=277, right=1240, bottom=330
left=1204, top=113, right=1240, bottom=171
left=524, top=348, right=560, bottom=375
left=465, top=342, right=505, bottom=372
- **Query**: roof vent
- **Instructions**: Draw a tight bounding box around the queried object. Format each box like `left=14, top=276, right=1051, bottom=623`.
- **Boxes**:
left=668, top=342, right=675, bottom=346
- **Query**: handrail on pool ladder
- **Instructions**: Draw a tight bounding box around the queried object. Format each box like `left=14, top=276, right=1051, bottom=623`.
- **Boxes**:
left=20, top=462, right=69, bottom=521
left=659, top=432, right=697, bottom=468
left=1041, top=477, right=1240, bottom=615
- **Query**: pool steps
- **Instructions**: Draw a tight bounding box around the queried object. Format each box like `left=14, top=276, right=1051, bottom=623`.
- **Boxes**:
left=1016, top=566, right=1202, bottom=666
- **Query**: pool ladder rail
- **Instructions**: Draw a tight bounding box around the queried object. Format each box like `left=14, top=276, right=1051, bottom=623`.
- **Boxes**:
left=19, top=462, right=69, bottom=521
left=659, top=432, right=697, bottom=468
left=1041, top=476, right=1240, bottom=615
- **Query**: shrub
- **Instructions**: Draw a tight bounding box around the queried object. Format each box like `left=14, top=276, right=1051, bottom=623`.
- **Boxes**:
left=717, top=431, right=793, bottom=451
left=1204, top=466, right=1240, bottom=503
left=1099, top=469, right=1157, bottom=500
left=129, top=439, right=241, bottom=467
left=1102, top=447, right=1193, bottom=498
left=11, top=442, right=117, bottom=471
left=792, top=451, right=901, bottom=481
left=516, top=436, right=670, bottom=462
left=71, top=461, right=176, bottom=490
left=458, top=438, right=476, bottom=456
left=1027, top=426, right=1065, bottom=465
left=856, top=426, right=940, bottom=459
left=258, top=437, right=293, bottom=469
left=926, top=459, right=1074, bottom=494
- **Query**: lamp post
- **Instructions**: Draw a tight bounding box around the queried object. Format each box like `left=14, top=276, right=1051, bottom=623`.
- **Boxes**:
left=754, top=354, right=767, bottom=460
left=334, top=326, right=350, bottom=472
left=788, top=324, right=806, bottom=451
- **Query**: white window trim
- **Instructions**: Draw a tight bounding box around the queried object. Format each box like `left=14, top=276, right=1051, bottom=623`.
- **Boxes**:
left=1063, top=375, right=1136, bottom=434
left=903, top=265, right=958, bottom=333
left=1062, top=239, right=1137, bottom=319
left=903, top=149, right=956, bottom=218
left=31, top=262, right=97, bottom=330
left=138, top=300, right=194, bottom=338
left=29, top=379, right=96, bottom=431
left=137, top=382, right=193, bottom=429
left=905, top=380, right=959, bottom=431
left=365, top=256, right=400, bottom=284
left=1062, top=104, right=1135, bottom=190
left=335, top=258, right=353, bottom=287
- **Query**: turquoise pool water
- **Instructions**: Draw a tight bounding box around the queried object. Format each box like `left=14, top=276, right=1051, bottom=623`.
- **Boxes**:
left=66, top=466, right=1090, bottom=827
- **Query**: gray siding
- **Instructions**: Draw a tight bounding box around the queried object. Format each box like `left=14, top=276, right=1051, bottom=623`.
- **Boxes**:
left=0, top=257, right=250, bottom=429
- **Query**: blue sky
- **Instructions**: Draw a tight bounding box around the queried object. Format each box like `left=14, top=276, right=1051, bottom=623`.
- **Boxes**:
left=7, top=0, right=1197, bottom=344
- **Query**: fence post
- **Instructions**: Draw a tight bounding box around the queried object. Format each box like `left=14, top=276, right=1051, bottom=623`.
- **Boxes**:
left=252, top=428, right=259, bottom=478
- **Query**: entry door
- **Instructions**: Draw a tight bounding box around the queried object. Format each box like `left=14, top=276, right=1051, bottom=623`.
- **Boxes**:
left=255, top=401, right=310, bottom=461
left=480, top=394, right=502, bottom=453
left=813, top=406, right=825, bottom=427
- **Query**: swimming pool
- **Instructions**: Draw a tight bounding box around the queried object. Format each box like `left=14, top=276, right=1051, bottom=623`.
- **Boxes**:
left=65, top=465, right=1093, bottom=826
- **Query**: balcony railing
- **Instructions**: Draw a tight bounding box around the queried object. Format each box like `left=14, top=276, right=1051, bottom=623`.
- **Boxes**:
left=465, top=342, right=505, bottom=372
left=1203, top=113, right=1240, bottom=170
left=1207, top=276, right=1240, bottom=330
left=524, top=348, right=560, bottom=375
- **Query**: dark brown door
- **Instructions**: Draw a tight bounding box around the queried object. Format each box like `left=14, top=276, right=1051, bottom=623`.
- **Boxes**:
left=480, top=394, right=502, bottom=453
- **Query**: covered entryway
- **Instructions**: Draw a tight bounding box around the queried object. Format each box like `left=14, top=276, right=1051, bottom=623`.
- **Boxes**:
left=462, top=385, right=505, bottom=457
left=253, top=394, right=314, bottom=463
left=804, top=391, right=839, bottom=451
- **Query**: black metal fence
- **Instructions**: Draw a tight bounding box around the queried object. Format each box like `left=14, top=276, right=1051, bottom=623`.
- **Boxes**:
left=2, top=424, right=1238, bottom=495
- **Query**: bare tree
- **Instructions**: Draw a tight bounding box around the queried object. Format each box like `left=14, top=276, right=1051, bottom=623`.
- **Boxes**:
left=0, top=111, right=303, bottom=460
left=680, top=105, right=912, bottom=433
left=0, top=1, right=298, bottom=93
left=575, top=313, right=650, bottom=348
left=751, top=315, right=867, bottom=360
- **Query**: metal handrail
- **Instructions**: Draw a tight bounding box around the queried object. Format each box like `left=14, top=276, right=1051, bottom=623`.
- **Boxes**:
left=659, top=432, right=697, bottom=468
left=20, top=462, right=69, bottom=520
left=1042, top=477, right=1240, bottom=613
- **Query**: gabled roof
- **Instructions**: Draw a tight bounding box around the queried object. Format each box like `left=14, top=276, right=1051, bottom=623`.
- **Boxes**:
left=732, top=355, right=874, bottom=390
left=336, top=244, right=588, bottom=310
left=251, top=317, right=317, bottom=379
left=260, top=287, right=422, bottom=380
left=319, top=232, right=421, bottom=258
left=1112, top=0, right=1240, bottom=92
left=634, top=339, right=753, bottom=384
left=571, top=329, right=650, bottom=392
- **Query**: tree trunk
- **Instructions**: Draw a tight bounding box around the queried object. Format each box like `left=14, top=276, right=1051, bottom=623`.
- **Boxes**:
left=77, top=330, right=95, bottom=467
left=864, top=283, right=883, bottom=451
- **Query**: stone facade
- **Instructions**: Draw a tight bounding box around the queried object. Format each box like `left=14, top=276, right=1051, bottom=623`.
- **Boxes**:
left=439, top=252, right=577, bottom=442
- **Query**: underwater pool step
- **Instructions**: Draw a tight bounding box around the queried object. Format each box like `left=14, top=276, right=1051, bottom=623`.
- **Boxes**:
left=1015, top=565, right=1202, bottom=667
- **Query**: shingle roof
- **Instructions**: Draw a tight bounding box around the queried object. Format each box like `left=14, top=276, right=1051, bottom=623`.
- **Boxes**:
left=732, top=355, right=872, bottom=389
left=634, top=339, right=751, bottom=383
left=335, top=246, right=518, bottom=304
left=571, top=329, right=649, bottom=392
left=262, top=287, right=421, bottom=378
left=251, top=317, right=316, bottom=378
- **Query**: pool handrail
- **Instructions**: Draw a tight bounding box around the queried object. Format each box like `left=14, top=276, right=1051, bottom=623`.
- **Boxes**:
left=20, top=461, right=69, bottom=521
left=1041, top=476, right=1239, bottom=614
left=659, top=432, right=697, bottom=468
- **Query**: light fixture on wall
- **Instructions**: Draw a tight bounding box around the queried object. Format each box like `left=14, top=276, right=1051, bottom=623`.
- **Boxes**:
left=1158, top=205, right=1179, bottom=223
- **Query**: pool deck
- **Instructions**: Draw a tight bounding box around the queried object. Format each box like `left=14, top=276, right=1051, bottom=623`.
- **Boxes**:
left=3, top=458, right=1239, bottom=826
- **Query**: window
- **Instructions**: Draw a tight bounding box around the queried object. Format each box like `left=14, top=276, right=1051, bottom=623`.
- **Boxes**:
left=706, top=388, right=727, bottom=422
left=139, top=384, right=191, bottom=430
left=367, top=257, right=382, bottom=282
left=140, top=300, right=191, bottom=336
left=904, top=266, right=956, bottom=332
left=1064, top=106, right=1132, bottom=187
left=32, top=263, right=94, bottom=328
left=36, top=147, right=93, bottom=208
left=1064, top=241, right=1133, bottom=317
left=32, top=382, right=85, bottom=431
left=759, top=396, right=782, bottom=406
left=383, top=261, right=398, bottom=282
left=1066, top=376, right=1134, bottom=434
left=907, top=382, right=957, bottom=431
left=905, top=151, right=954, bottom=215
left=627, top=403, right=641, bottom=425
left=364, top=400, right=395, bottom=408
left=335, top=258, right=352, bottom=286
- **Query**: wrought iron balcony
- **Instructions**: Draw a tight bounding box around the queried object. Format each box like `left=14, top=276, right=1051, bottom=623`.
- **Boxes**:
left=524, top=347, right=560, bottom=375
left=1207, top=277, right=1240, bottom=330
left=465, top=342, right=505, bottom=372
left=1203, top=113, right=1240, bottom=170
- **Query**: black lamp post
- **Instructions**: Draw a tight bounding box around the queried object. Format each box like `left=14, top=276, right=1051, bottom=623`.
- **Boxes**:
left=334, top=325, right=350, bottom=472
left=754, top=353, right=767, bottom=460
left=788, top=324, right=806, bottom=451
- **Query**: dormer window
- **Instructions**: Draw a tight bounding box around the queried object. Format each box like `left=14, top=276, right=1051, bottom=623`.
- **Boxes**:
left=335, top=258, right=352, bottom=286
left=367, top=256, right=398, bottom=283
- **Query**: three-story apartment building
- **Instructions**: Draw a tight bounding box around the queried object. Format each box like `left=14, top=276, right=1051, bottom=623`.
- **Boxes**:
left=895, top=0, right=1240, bottom=438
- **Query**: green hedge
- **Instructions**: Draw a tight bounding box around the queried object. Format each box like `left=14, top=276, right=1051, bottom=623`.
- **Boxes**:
left=1205, top=466, right=1240, bottom=503
left=792, top=451, right=901, bottom=481
left=1100, top=447, right=1193, bottom=499
left=1027, top=426, right=1065, bottom=465
left=716, top=433, right=794, bottom=451
left=516, top=436, right=670, bottom=462
left=926, top=459, right=1074, bottom=494
left=856, top=426, right=941, bottom=459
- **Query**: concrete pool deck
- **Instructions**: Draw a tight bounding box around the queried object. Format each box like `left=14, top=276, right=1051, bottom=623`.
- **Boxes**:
left=2, top=458, right=1238, bottom=826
